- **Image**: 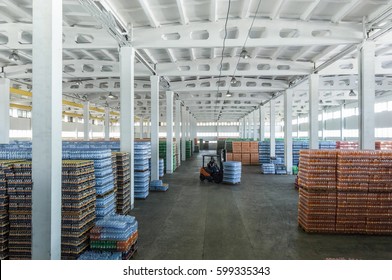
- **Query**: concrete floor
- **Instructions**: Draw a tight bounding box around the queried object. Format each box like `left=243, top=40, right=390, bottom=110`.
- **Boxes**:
left=132, top=152, right=392, bottom=260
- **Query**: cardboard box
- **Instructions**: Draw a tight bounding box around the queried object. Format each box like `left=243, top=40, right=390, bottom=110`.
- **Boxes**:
left=241, top=142, right=250, bottom=151
left=250, top=141, right=259, bottom=153
left=241, top=153, right=251, bottom=165
left=251, top=154, right=259, bottom=165
left=226, top=153, right=233, bottom=161
left=232, top=142, right=242, bottom=153
left=233, top=153, right=242, bottom=162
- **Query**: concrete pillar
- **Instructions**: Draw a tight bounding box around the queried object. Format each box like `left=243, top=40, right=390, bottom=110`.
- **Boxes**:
left=150, top=75, right=160, bottom=181
left=140, top=116, right=144, bottom=139
left=253, top=109, right=258, bottom=140
left=259, top=106, right=265, bottom=141
left=340, top=104, right=345, bottom=141
left=297, top=115, right=300, bottom=138
left=32, top=0, right=62, bottom=260
left=284, top=90, right=293, bottom=174
left=175, top=100, right=181, bottom=166
left=181, top=106, right=186, bottom=161
left=104, top=107, right=110, bottom=141
left=83, top=101, right=90, bottom=141
left=270, top=100, right=276, bottom=158
left=244, top=115, right=249, bottom=139
left=309, top=74, right=319, bottom=149
left=359, top=41, right=375, bottom=150
left=321, top=109, right=325, bottom=140
left=166, top=91, right=174, bottom=174
left=0, top=78, right=10, bottom=144
left=119, top=46, right=135, bottom=209
left=217, top=120, right=220, bottom=140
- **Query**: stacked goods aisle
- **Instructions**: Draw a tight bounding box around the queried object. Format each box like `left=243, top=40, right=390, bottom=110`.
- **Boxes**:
left=114, top=153, right=131, bottom=215
left=63, top=150, right=116, bottom=218
left=298, top=150, right=392, bottom=235
left=7, top=162, right=32, bottom=259
left=134, top=142, right=151, bottom=199
left=61, top=160, right=96, bottom=260
left=375, top=141, right=392, bottom=150
left=79, top=215, right=138, bottom=260
left=297, top=150, right=338, bottom=233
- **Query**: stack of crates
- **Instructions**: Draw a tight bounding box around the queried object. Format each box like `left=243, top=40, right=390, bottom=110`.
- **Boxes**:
left=85, top=215, right=138, bottom=260
left=275, top=141, right=285, bottom=163
left=297, top=150, right=338, bottom=233
left=336, top=141, right=358, bottom=150
left=114, top=153, right=131, bottom=215
left=375, top=141, right=392, bottom=150
left=159, top=159, right=164, bottom=177
left=158, top=140, right=177, bottom=173
left=7, top=161, right=32, bottom=259
left=186, top=140, right=192, bottom=159
left=134, top=142, right=151, bottom=199
left=111, top=154, right=118, bottom=196
left=61, top=160, right=96, bottom=260
left=261, top=163, right=275, bottom=174
left=258, top=141, right=271, bottom=165
left=0, top=163, right=11, bottom=260
left=293, top=140, right=309, bottom=166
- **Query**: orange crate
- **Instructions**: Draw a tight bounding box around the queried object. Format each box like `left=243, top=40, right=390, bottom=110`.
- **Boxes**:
left=241, top=142, right=250, bottom=150
left=232, top=142, right=242, bottom=153
left=242, top=153, right=251, bottom=165
left=251, top=154, right=259, bottom=165
left=233, top=153, right=242, bottom=162
left=226, top=153, right=233, bottom=161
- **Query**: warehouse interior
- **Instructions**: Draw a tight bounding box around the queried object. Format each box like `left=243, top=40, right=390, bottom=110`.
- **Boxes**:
left=0, top=0, right=392, bottom=260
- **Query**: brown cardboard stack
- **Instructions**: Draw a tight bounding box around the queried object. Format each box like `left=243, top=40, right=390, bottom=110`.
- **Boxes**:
left=228, top=141, right=259, bottom=166
left=375, top=141, right=392, bottom=150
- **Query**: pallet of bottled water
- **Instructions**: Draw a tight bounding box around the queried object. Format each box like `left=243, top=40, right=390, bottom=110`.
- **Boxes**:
left=134, top=170, right=150, bottom=199
left=275, top=164, right=287, bottom=175
left=78, top=250, right=123, bottom=260
left=223, top=161, right=242, bottom=184
left=150, top=180, right=169, bottom=192
left=159, top=159, right=164, bottom=177
left=258, top=141, right=271, bottom=164
left=262, top=163, right=275, bottom=174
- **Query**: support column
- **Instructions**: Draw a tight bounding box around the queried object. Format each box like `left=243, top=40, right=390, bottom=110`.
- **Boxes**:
left=242, top=118, right=246, bottom=139
left=104, top=107, right=110, bottom=141
left=140, top=116, right=144, bottom=139
left=217, top=120, right=220, bottom=140
left=0, top=78, right=10, bottom=144
left=181, top=106, right=186, bottom=161
left=175, top=100, right=181, bottom=166
left=259, top=106, right=265, bottom=141
left=284, top=90, right=293, bottom=174
left=245, top=115, right=249, bottom=139
left=321, top=109, right=325, bottom=140
left=32, top=0, right=62, bottom=259
left=309, top=74, right=319, bottom=149
left=297, top=115, right=300, bottom=138
left=340, top=104, right=345, bottom=141
left=253, top=109, right=258, bottom=140
left=359, top=41, right=375, bottom=150
left=270, top=100, right=276, bottom=158
left=119, top=46, right=135, bottom=209
left=150, top=76, right=160, bottom=180
left=83, top=101, right=90, bottom=141
left=166, top=91, right=174, bottom=174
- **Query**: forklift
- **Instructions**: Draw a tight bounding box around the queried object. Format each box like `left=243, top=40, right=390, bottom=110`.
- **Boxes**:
left=199, top=149, right=226, bottom=183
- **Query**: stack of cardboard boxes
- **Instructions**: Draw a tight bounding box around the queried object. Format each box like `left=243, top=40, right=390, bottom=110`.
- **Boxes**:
left=227, top=141, right=259, bottom=166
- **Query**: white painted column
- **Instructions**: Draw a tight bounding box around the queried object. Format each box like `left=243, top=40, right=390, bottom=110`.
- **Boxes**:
left=175, top=100, right=181, bottom=166
left=340, top=104, right=345, bottom=141
left=83, top=101, right=90, bottom=141
left=321, top=109, right=325, bottom=140
left=0, top=78, right=10, bottom=144
left=242, top=118, right=246, bottom=138
left=297, top=115, right=300, bottom=138
left=32, top=0, right=62, bottom=260
left=259, top=106, right=265, bottom=141
left=253, top=109, right=258, bottom=140
left=309, top=74, right=319, bottom=149
left=238, top=118, right=242, bottom=138
left=359, top=41, right=375, bottom=150
left=104, top=107, right=110, bottom=141
left=181, top=106, right=186, bottom=161
left=166, top=91, right=174, bottom=174
left=140, top=116, right=144, bottom=139
left=245, top=115, right=249, bottom=139
left=270, top=100, right=276, bottom=157
left=150, top=75, right=160, bottom=180
left=119, top=46, right=135, bottom=209
left=284, top=90, right=293, bottom=174
left=217, top=120, right=220, bottom=139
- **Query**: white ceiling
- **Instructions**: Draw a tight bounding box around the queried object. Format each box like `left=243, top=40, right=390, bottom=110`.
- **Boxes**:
left=0, top=0, right=391, bottom=121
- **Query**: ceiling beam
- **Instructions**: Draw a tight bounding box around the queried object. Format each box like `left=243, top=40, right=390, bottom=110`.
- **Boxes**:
left=101, top=49, right=117, bottom=61
left=300, top=0, right=321, bottom=21
left=167, top=48, right=177, bottom=63
left=331, top=0, right=362, bottom=23
left=176, top=0, right=189, bottom=25
left=209, top=0, right=218, bottom=22
left=136, top=0, right=160, bottom=27
left=1, top=0, right=31, bottom=19
left=270, top=0, right=286, bottom=20
left=240, top=0, right=252, bottom=19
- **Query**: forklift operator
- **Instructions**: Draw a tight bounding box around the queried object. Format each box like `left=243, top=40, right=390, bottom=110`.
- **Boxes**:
left=207, top=157, right=219, bottom=173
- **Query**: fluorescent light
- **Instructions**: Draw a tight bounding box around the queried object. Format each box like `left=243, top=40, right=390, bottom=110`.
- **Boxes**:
left=230, top=77, right=237, bottom=85
left=240, top=49, right=250, bottom=59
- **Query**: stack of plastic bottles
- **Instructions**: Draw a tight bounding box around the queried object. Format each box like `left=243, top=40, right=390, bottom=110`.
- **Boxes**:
left=159, top=159, right=164, bottom=177
left=134, top=142, right=151, bottom=199
left=336, top=141, right=358, bottom=150
left=319, top=141, right=336, bottom=150
left=275, top=141, right=285, bottom=160
left=186, top=140, right=192, bottom=159
left=258, top=141, right=270, bottom=164
left=261, top=163, right=275, bottom=174
left=275, top=164, right=287, bottom=175
left=114, top=153, right=131, bottom=215
left=293, top=140, right=309, bottom=166
left=7, top=161, right=33, bottom=259
left=0, top=165, right=9, bottom=260
left=87, top=215, right=138, bottom=260
left=63, top=150, right=116, bottom=218
left=61, top=160, right=96, bottom=260
left=78, top=250, right=122, bottom=260
left=0, top=149, right=32, bottom=160
left=150, top=180, right=169, bottom=192
left=222, top=161, right=242, bottom=184
left=375, top=141, right=392, bottom=150
left=271, top=157, right=284, bottom=165
left=111, top=153, right=118, bottom=195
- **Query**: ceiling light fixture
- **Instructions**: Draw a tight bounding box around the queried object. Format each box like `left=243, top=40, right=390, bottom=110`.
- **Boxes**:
left=240, top=48, right=250, bottom=59
left=9, top=51, right=20, bottom=61
left=226, top=91, right=232, bottom=97
left=230, top=76, right=237, bottom=85
left=107, top=92, right=117, bottom=99
left=349, top=89, right=357, bottom=97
